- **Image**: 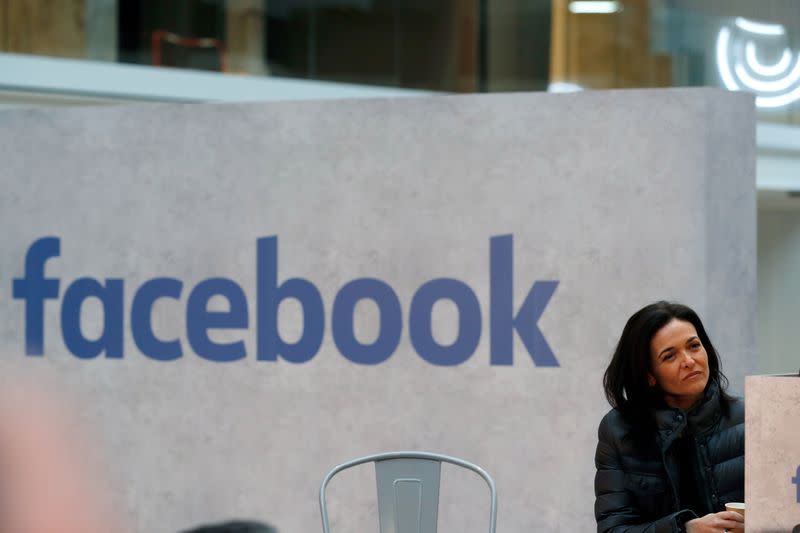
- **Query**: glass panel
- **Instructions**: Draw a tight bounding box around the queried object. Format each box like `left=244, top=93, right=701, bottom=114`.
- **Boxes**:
left=4, top=0, right=800, bottom=122
left=263, top=0, right=479, bottom=91
left=0, top=0, right=480, bottom=92
left=549, top=0, right=800, bottom=124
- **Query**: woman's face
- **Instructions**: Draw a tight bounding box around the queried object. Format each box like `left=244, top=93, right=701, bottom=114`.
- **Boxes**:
left=647, top=319, right=709, bottom=410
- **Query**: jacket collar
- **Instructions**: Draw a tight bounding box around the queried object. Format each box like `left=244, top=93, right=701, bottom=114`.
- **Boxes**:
left=653, top=379, right=722, bottom=451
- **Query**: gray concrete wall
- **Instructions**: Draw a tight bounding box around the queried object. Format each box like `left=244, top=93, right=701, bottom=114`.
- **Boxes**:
left=0, top=88, right=755, bottom=533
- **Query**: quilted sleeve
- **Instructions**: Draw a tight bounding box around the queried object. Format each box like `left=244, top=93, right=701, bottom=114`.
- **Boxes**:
left=594, top=414, right=696, bottom=533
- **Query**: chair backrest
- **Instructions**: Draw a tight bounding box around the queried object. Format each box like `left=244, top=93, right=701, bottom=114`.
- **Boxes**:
left=319, top=451, right=497, bottom=533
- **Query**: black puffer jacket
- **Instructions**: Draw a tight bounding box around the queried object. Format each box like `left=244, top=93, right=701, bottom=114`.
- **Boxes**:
left=594, top=381, right=744, bottom=533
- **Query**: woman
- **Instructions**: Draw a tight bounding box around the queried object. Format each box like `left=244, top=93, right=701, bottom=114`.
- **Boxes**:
left=595, top=302, right=745, bottom=533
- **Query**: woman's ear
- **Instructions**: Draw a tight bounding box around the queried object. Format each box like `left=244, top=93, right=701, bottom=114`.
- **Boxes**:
left=647, top=374, right=656, bottom=387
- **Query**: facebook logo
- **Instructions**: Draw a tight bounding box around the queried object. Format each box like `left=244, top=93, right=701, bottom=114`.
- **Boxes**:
left=12, top=235, right=559, bottom=365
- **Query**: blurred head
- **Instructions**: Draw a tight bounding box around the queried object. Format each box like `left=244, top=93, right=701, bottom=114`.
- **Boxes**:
left=603, top=301, right=728, bottom=414
left=0, top=367, right=121, bottom=533
left=181, top=521, right=277, bottom=533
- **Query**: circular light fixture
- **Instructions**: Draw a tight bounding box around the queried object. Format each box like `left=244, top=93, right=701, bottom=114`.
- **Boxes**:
left=717, top=18, right=800, bottom=108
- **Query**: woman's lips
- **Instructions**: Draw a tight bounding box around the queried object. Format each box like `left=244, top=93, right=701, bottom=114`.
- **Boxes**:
left=684, top=371, right=704, bottom=381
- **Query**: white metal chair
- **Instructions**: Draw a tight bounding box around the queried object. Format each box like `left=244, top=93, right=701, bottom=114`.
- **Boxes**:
left=319, top=451, right=497, bottom=533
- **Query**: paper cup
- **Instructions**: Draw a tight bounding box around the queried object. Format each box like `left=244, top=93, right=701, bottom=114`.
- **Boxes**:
left=725, top=502, right=745, bottom=518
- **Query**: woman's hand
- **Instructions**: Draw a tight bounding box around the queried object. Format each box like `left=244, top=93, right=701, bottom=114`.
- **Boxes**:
left=685, top=511, right=745, bottom=532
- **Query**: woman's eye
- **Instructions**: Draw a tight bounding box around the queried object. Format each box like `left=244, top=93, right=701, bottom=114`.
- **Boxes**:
left=690, top=343, right=701, bottom=349
left=663, top=353, right=674, bottom=361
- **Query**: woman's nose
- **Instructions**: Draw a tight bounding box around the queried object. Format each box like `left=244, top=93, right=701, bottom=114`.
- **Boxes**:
left=681, top=351, right=696, bottom=366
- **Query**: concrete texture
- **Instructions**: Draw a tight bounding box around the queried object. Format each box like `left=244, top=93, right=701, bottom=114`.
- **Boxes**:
left=0, top=88, right=755, bottom=532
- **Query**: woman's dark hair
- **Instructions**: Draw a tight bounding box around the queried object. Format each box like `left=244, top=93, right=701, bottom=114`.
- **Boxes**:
left=603, top=301, right=733, bottom=422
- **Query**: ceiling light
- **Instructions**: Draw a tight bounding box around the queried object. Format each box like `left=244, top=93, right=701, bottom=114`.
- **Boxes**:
left=568, top=1, right=622, bottom=14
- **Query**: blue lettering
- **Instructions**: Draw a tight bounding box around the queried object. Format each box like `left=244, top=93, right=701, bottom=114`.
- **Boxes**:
left=12, top=237, right=61, bottom=355
left=131, top=278, right=183, bottom=361
left=187, top=278, right=248, bottom=362
left=256, top=236, right=324, bottom=363
left=12, top=235, right=559, bottom=366
left=61, top=278, right=124, bottom=359
left=490, top=234, right=559, bottom=366
left=793, top=465, right=800, bottom=503
left=332, top=278, right=402, bottom=365
left=409, top=279, right=481, bottom=366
